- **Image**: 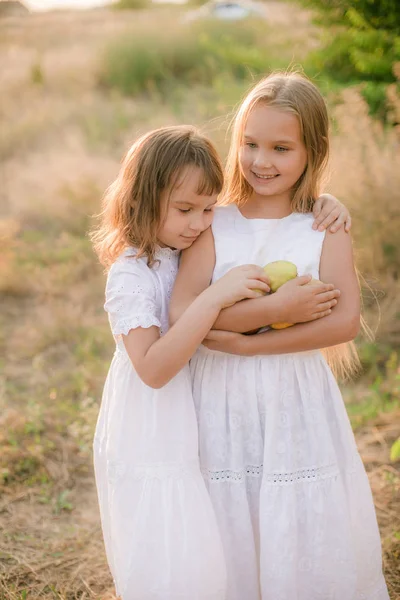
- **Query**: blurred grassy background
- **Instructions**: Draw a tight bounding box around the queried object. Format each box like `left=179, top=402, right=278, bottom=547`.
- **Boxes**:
left=0, top=0, right=399, bottom=598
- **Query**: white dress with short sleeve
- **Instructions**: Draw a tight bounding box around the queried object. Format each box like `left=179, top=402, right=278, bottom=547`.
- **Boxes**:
left=190, top=205, right=389, bottom=600
left=93, top=247, right=227, bottom=600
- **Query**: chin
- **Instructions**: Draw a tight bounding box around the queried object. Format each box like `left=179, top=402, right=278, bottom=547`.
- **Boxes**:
left=253, top=184, right=280, bottom=196
left=181, top=238, right=196, bottom=247
left=172, top=239, right=192, bottom=250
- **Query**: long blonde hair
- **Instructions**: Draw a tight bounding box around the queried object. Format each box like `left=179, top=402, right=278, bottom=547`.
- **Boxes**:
left=91, top=125, right=224, bottom=268
left=223, top=72, right=362, bottom=379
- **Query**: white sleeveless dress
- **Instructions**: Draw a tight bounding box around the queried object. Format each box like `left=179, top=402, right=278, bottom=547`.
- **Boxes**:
left=93, top=247, right=227, bottom=600
left=190, top=205, right=389, bottom=600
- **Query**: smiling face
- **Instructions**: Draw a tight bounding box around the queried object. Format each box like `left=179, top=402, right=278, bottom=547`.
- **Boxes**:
left=157, top=165, right=217, bottom=250
left=239, top=103, right=308, bottom=206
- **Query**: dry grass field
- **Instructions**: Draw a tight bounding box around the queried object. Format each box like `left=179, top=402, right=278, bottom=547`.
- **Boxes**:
left=0, top=3, right=399, bottom=599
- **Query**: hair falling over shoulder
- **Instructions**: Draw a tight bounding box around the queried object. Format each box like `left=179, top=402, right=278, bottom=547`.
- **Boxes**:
left=90, top=125, right=223, bottom=269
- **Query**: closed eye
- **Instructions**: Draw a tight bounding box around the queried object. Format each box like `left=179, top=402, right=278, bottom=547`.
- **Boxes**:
left=178, top=208, right=191, bottom=213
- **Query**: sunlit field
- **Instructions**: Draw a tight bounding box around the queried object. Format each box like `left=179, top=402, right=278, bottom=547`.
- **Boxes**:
left=1, top=2, right=399, bottom=598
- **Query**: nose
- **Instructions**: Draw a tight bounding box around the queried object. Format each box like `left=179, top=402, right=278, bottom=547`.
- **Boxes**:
left=253, top=149, right=273, bottom=169
left=188, top=212, right=208, bottom=233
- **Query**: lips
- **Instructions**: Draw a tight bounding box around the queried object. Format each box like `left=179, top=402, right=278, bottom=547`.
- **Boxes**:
left=252, top=172, right=279, bottom=180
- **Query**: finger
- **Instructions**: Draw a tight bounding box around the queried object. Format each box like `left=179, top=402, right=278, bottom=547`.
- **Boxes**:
left=312, top=194, right=335, bottom=229
left=321, top=206, right=341, bottom=229
left=315, top=299, right=338, bottom=312
left=329, top=211, right=346, bottom=233
left=261, top=274, right=271, bottom=285
left=312, top=207, right=331, bottom=230
left=314, top=290, right=341, bottom=303
left=312, top=283, right=335, bottom=294
left=316, top=208, right=341, bottom=232
left=295, top=274, right=313, bottom=286
left=312, top=198, right=323, bottom=227
left=249, top=267, right=270, bottom=284
left=312, top=309, right=332, bottom=320
left=248, top=280, right=270, bottom=293
left=345, top=214, right=352, bottom=233
left=247, top=286, right=269, bottom=298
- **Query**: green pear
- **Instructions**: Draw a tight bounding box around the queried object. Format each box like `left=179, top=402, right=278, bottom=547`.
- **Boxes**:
left=249, top=260, right=297, bottom=333
left=253, top=260, right=298, bottom=296
left=263, top=260, right=298, bottom=292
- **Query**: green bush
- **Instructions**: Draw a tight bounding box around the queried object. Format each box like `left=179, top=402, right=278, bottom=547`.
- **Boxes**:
left=301, top=0, right=400, bottom=33
left=301, top=0, right=400, bottom=117
left=113, top=0, right=149, bottom=9
left=99, top=20, right=284, bottom=96
left=307, top=28, right=400, bottom=84
left=360, top=81, right=390, bottom=120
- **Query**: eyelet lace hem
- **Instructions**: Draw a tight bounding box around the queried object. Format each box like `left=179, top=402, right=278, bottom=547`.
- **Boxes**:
left=203, top=463, right=343, bottom=486
left=112, top=315, right=161, bottom=336
left=202, top=465, right=262, bottom=483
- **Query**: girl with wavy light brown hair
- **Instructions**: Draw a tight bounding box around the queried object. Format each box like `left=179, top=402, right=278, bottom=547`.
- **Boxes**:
left=171, top=74, right=388, bottom=600
left=91, top=124, right=279, bottom=600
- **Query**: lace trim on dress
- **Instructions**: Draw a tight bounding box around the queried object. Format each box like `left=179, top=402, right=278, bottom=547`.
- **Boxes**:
left=154, top=246, right=180, bottom=260
left=123, top=246, right=180, bottom=260
left=203, top=463, right=341, bottom=485
left=112, top=315, right=161, bottom=336
left=263, top=464, right=340, bottom=485
left=202, top=465, right=263, bottom=483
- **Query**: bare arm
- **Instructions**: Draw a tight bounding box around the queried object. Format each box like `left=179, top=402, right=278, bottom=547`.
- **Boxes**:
left=204, top=228, right=360, bottom=355
left=125, top=255, right=269, bottom=388
left=124, top=288, right=221, bottom=389
left=169, top=227, right=216, bottom=325
left=170, top=227, right=340, bottom=333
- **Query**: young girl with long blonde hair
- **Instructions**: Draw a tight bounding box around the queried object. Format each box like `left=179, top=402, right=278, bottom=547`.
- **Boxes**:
left=171, top=74, right=389, bottom=600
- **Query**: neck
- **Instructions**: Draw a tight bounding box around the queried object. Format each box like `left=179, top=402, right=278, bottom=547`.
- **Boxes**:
left=241, top=190, right=292, bottom=219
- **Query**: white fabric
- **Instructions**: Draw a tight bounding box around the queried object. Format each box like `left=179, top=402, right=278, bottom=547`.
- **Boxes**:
left=94, top=247, right=227, bottom=600
left=191, top=205, right=389, bottom=600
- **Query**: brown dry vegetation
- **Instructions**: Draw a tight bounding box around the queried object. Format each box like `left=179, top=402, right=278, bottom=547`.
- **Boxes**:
left=0, top=4, right=399, bottom=600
